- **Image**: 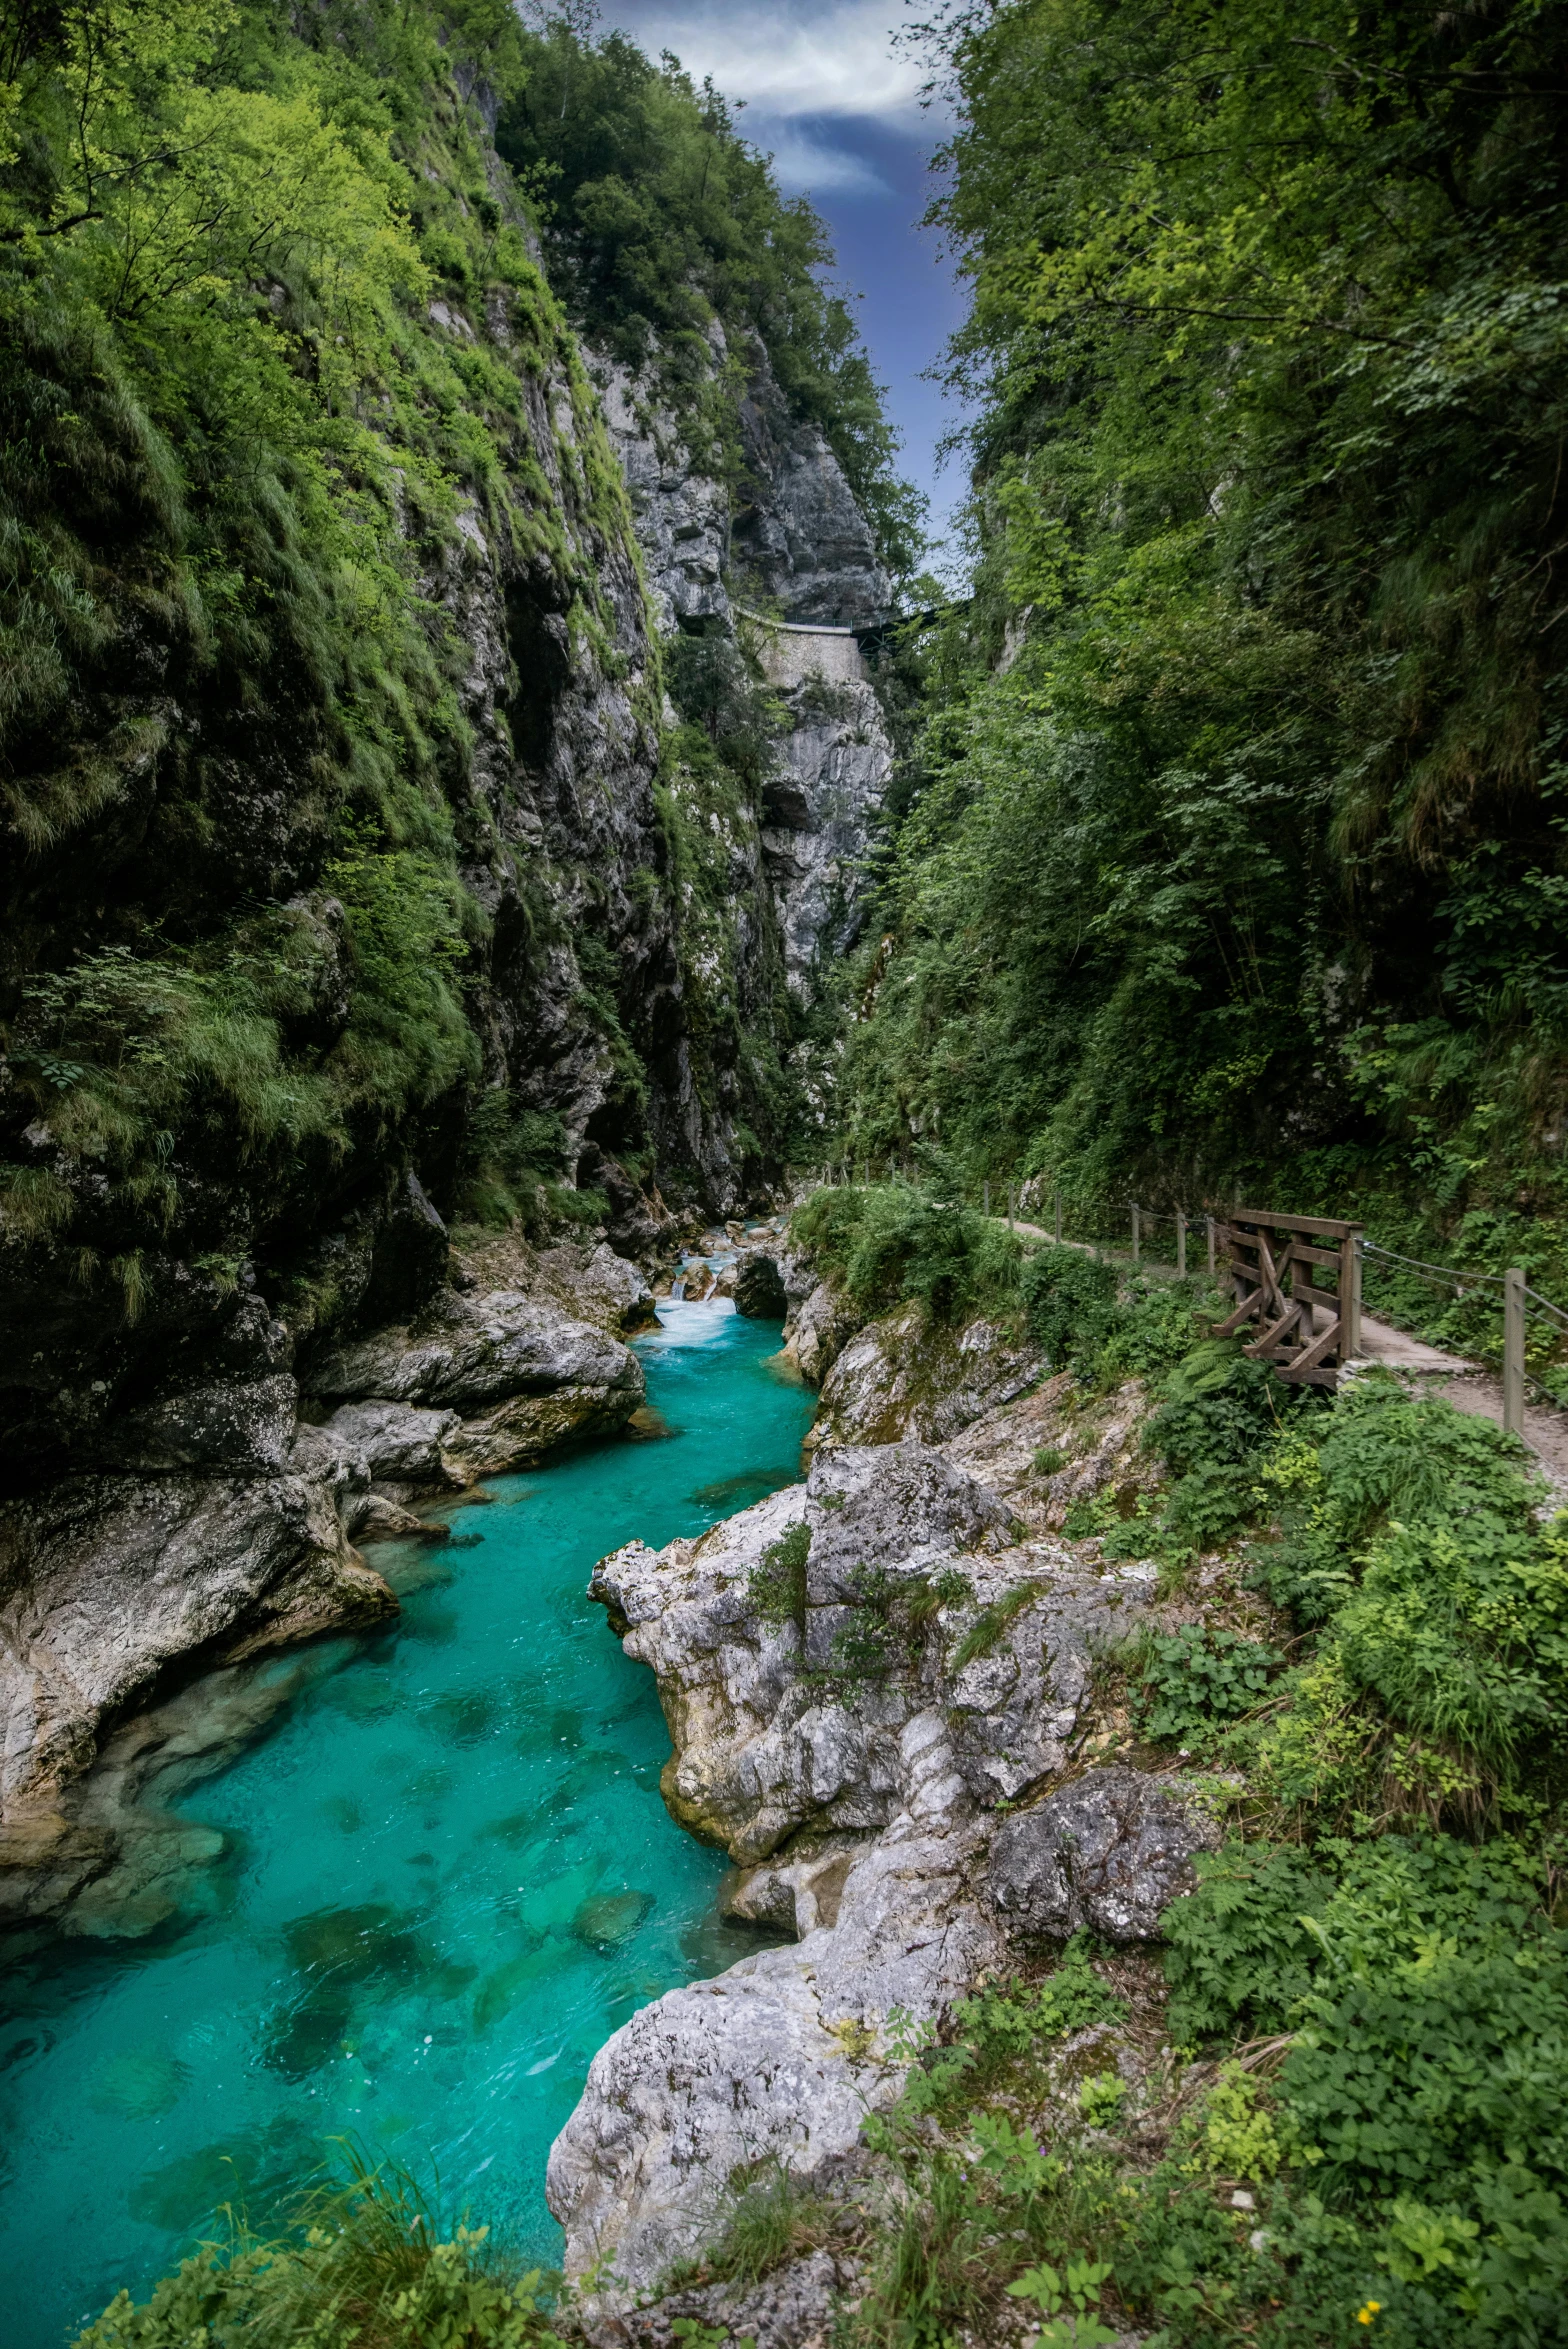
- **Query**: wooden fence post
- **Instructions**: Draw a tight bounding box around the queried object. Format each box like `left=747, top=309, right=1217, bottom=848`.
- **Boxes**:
left=1206, top=1215, right=1216, bottom=1276
left=1054, top=1192, right=1063, bottom=1244
left=1176, top=1209, right=1186, bottom=1278
left=1343, top=1232, right=1362, bottom=1362
left=1504, top=1267, right=1526, bottom=1438
left=1008, top=1186, right=1016, bottom=1230
left=1131, top=1203, right=1141, bottom=1261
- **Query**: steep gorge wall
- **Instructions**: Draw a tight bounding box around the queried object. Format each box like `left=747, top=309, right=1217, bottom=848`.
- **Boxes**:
left=0, top=46, right=896, bottom=1929
left=597, top=330, right=894, bottom=1101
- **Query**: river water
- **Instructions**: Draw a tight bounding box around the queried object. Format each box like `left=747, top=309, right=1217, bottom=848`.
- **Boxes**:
left=0, top=1298, right=812, bottom=2348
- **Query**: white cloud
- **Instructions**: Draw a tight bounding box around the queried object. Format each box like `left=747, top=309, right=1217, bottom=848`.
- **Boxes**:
left=754, top=118, right=893, bottom=193
left=599, top=2, right=938, bottom=125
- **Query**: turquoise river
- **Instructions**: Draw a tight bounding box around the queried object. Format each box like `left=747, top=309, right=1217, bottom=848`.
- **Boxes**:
left=0, top=1297, right=813, bottom=2347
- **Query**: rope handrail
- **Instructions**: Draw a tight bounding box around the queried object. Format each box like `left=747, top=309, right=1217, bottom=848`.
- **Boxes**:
left=1361, top=1240, right=1508, bottom=1292
left=1524, top=1283, right=1568, bottom=1330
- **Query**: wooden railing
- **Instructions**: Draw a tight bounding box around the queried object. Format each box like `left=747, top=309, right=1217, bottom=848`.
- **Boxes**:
left=1212, top=1210, right=1363, bottom=1387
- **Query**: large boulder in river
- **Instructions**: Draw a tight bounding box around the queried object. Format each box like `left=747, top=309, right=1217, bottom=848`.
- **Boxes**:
left=987, top=1765, right=1223, bottom=1942
left=304, top=1287, right=644, bottom=1418
left=560, top=1403, right=1172, bottom=2307
left=734, top=1252, right=788, bottom=1318
left=588, top=1438, right=1136, bottom=1861
left=546, top=1800, right=1005, bottom=2300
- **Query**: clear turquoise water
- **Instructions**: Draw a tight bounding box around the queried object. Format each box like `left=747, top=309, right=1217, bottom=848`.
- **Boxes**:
left=0, top=1299, right=811, bottom=2348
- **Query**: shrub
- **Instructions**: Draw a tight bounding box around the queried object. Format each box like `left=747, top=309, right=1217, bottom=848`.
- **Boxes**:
left=1254, top=1372, right=1540, bottom=1624
left=1131, top=1622, right=1282, bottom=1748
left=706, top=2156, right=839, bottom=2290
left=74, top=2154, right=562, bottom=2349
left=747, top=1520, right=810, bottom=1633
left=1142, top=1340, right=1289, bottom=1475
left=1332, top=1514, right=1568, bottom=1793
left=1020, top=1246, right=1119, bottom=1371
left=791, top=1180, right=1023, bottom=1324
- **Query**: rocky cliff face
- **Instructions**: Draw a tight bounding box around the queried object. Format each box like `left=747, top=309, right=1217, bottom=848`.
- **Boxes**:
left=547, top=1389, right=1219, bottom=2302
left=594, top=333, right=896, bottom=1018
left=0, top=62, right=907, bottom=1923
left=731, top=343, right=892, bottom=628
left=0, top=1234, right=651, bottom=1938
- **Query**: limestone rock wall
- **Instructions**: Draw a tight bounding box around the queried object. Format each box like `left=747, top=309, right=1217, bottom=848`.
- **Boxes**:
left=0, top=1238, right=648, bottom=1937
left=592, top=336, right=896, bottom=1020
left=548, top=1398, right=1220, bottom=2302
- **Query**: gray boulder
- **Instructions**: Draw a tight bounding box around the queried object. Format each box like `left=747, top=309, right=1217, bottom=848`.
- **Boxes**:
left=783, top=1279, right=860, bottom=1386
left=304, top=1288, right=643, bottom=1415
left=546, top=1802, right=1003, bottom=2301
left=804, top=1441, right=1014, bottom=1603
left=987, top=1765, right=1222, bottom=1942
left=814, top=1301, right=1045, bottom=1452
left=735, top=1252, right=788, bottom=1319
left=0, top=1445, right=393, bottom=1838
left=324, top=1400, right=462, bottom=1488
left=104, top=1372, right=299, bottom=1474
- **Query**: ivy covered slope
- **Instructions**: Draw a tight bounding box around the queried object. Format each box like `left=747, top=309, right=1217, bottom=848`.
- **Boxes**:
left=845, top=0, right=1568, bottom=1265
left=0, top=0, right=652, bottom=1479
left=0, top=0, right=898, bottom=1487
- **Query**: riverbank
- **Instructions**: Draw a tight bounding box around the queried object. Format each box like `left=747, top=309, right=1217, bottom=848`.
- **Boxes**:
left=0, top=1296, right=813, bottom=2349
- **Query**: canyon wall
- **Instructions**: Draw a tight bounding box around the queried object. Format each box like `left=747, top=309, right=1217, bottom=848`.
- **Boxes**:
left=0, top=84, right=895, bottom=1933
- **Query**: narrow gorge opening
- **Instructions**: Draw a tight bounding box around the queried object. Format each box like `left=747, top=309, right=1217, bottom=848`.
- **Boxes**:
left=4, top=4, right=1567, bottom=2347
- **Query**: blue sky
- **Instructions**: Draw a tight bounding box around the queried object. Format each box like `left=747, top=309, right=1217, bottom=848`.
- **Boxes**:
left=591, top=1, right=974, bottom=573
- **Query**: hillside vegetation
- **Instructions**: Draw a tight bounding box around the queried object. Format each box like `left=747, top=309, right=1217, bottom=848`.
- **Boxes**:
left=845, top=0, right=1568, bottom=1285
left=0, top=0, right=903, bottom=1433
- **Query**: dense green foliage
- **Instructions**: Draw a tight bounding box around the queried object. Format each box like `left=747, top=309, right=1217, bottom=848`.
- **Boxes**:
left=792, top=1364, right=1568, bottom=2349
left=789, top=1176, right=1025, bottom=1324
left=0, top=0, right=626, bottom=1316
left=0, top=0, right=910, bottom=1381
left=74, top=2156, right=563, bottom=2349
left=843, top=0, right=1568, bottom=1277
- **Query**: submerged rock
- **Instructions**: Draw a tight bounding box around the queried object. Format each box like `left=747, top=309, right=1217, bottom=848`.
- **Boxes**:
left=0, top=1443, right=393, bottom=1929
left=573, top=1888, right=654, bottom=1951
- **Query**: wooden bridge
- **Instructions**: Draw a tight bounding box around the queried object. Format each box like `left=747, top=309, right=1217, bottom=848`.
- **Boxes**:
left=1211, top=1210, right=1361, bottom=1388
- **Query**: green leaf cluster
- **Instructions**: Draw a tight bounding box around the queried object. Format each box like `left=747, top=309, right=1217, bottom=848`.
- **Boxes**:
left=789, top=1177, right=1025, bottom=1327
left=841, top=0, right=1568, bottom=1258
left=73, top=2152, right=564, bottom=2348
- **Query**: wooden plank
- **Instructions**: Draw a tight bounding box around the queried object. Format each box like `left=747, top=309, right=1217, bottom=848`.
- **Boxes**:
left=1214, top=1288, right=1264, bottom=1337
left=1286, top=1316, right=1343, bottom=1377
left=1278, top=1239, right=1345, bottom=1271
left=1231, top=1208, right=1361, bottom=1240
left=1342, top=1235, right=1361, bottom=1359
left=1254, top=1233, right=1289, bottom=1319
left=1244, top=1301, right=1304, bottom=1358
